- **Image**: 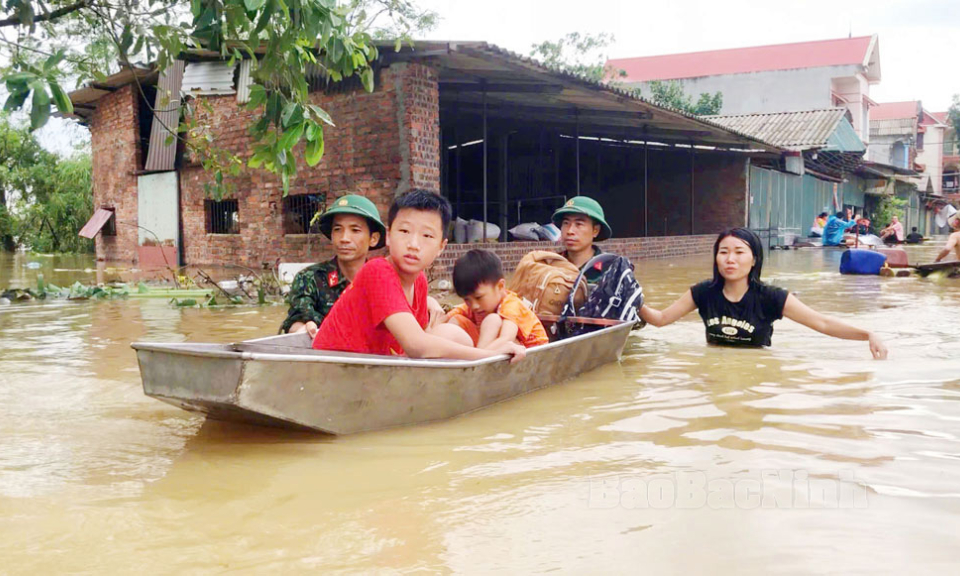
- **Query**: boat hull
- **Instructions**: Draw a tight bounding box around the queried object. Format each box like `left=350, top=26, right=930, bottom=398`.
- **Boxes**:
left=133, top=322, right=633, bottom=434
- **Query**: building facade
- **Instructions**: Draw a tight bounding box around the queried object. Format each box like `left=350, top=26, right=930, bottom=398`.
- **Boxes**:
left=608, top=36, right=881, bottom=141
left=932, top=111, right=958, bottom=195
left=868, top=101, right=947, bottom=195
left=69, top=42, right=783, bottom=272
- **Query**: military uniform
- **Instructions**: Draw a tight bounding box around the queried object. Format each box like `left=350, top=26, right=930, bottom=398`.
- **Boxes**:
left=554, top=196, right=611, bottom=281
left=277, top=193, right=387, bottom=334
left=279, top=257, right=350, bottom=333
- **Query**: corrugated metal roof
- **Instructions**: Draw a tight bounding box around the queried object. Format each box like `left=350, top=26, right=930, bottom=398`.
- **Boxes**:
left=145, top=60, right=185, bottom=172
left=462, top=43, right=782, bottom=151
left=182, top=61, right=236, bottom=95
left=64, top=40, right=783, bottom=153
left=704, top=109, right=855, bottom=151
left=236, top=60, right=252, bottom=104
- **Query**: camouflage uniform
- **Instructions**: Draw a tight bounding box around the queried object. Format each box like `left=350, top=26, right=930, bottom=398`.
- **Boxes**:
left=279, top=257, right=349, bottom=333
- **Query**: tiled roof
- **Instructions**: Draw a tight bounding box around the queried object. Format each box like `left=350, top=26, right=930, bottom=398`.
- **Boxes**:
left=704, top=109, right=860, bottom=151
left=871, top=101, right=920, bottom=121
left=608, top=36, right=875, bottom=83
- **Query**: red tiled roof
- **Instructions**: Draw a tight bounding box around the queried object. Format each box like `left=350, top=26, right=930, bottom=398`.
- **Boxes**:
left=608, top=36, right=874, bottom=83
left=871, top=101, right=920, bottom=121
left=931, top=111, right=948, bottom=123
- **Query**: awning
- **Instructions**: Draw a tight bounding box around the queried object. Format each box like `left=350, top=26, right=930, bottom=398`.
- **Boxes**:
left=78, top=208, right=114, bottom=239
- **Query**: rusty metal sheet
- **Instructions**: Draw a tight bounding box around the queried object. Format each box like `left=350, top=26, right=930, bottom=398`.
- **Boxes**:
left=78, top=208, right=114, bottom=239
left=144, top=61, right=185, bottom=172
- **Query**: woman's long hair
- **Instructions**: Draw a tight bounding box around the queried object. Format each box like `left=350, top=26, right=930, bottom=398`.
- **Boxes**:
left=711, top=227, right=764, bottom=287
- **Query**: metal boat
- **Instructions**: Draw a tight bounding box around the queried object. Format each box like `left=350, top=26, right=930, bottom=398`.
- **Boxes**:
left=131, top=318, right=634, bottom=434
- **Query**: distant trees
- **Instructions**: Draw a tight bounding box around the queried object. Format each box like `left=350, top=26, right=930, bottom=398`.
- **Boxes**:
left=529, top=32, right=723, bottom=116
left=0, top=116, right=93, bottom=253
left=646, top=80, right=723, bottom=116
left=529, top=32, right=625, bottom=84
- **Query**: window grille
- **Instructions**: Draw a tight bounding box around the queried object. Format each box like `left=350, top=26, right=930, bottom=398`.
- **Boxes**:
left=283, top=194, right=324, bottom=234
left=205, top=199, right=240, bottom=234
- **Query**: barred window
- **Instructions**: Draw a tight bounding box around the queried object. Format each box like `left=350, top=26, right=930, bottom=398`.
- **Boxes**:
left=283, top=194, right=324, bottom=234
left=205, top=199, right=239, bottom=234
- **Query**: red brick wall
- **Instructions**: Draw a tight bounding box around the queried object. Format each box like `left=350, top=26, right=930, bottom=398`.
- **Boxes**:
left=179, top=62, right=439, bottom=267
left=89, top=84, right=140, bottom=263
left=431, top=235, right=717, bottom=281
left=396, top=63, right=440, bottom=193
left=692, top=154, right=748, bottom=234
left=593, top=147, right=747, bottom=238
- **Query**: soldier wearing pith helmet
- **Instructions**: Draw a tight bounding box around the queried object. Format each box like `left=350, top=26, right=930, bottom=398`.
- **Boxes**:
left=280, top=194, right=386, bottom=336
left=552, top=196, right=612, bottom=270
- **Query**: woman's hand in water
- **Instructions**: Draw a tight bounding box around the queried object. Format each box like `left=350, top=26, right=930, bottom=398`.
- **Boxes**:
left=868, top=333, right=888, bottom=360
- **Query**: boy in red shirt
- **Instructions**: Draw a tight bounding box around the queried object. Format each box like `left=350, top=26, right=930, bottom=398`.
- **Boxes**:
left=446, top=249, right=549, bottom=349
left=313, top=190, right=525, bottom=363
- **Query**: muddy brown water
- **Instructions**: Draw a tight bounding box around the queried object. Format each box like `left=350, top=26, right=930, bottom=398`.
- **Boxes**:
left=2, top=247, right=960, bottom=573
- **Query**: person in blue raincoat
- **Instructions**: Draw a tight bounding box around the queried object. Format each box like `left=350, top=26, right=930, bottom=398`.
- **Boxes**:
left=822, top=211, right=859, bottom=246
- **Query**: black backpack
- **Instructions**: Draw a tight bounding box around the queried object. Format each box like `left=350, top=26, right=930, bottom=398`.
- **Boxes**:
left=559, top=253, right=644, bottom=337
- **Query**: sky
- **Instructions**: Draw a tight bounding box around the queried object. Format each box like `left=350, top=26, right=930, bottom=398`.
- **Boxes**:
left=417, top=0, right=960, bottom=111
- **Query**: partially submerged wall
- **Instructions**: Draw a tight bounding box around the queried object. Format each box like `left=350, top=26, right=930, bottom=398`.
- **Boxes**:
left=89, top=85, right=140, bottom=263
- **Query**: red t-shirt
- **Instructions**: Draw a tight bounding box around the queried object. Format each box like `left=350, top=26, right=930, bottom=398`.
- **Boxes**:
left=312, top=257, right=428, bottom=356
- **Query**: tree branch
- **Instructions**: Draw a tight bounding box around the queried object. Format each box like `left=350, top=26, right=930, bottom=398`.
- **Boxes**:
left=0, top=0, right=92, bottom=28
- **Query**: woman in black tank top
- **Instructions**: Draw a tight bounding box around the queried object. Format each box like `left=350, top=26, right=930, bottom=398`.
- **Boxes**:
left=639, top=228, right=887, bottom=359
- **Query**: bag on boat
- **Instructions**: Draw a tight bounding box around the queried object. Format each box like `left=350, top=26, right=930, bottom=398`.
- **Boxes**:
left=558, top=253, right=644, bottom=337
left=508, top=250, right=587, bottom=316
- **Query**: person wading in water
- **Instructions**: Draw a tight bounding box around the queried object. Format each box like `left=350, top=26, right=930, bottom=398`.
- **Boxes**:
left=639, top=227, right=888, bottom=359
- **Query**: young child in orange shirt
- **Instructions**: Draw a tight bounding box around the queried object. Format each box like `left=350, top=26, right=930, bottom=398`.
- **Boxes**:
left=445, top=249, right=549, bottom=349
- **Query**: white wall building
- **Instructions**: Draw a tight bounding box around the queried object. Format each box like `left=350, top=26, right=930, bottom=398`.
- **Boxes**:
left=608, top=35, right=881, bottom=142
left=868, top=101, right=947, bottom=195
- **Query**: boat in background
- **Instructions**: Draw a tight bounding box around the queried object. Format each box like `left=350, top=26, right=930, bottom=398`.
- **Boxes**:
left=132, top=317, right=635, bottom=435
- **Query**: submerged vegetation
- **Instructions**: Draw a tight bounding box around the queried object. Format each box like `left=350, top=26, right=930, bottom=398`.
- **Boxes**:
left=1, top=268, right=284, bottom=308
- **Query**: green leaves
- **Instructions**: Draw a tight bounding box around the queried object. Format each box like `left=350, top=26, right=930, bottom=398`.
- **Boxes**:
left=307, top=104, right=334, bottom=127
left=29, top=81, right=51, bottom=130
left=280, top=102, right=303, bottom=128
left=305, top=131, right=324, bottom=166
left=2, top=49, right=77, bottom=131
left=360, top=67, right=374, bottom=93
left=49, top=82, right=73, bottom=115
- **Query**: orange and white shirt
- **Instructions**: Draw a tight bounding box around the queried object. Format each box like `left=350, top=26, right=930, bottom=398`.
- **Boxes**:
left=448, top=290, right=549, bottom=348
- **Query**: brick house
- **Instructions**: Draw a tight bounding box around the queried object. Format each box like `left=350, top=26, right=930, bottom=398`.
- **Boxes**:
left=67, top=41, right=785, bottom=273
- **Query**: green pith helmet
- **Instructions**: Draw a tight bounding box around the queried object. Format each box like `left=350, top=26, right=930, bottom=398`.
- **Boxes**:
left=551, top=195, right=612, bottom=241
left=317, top=194, right=387, bottom=249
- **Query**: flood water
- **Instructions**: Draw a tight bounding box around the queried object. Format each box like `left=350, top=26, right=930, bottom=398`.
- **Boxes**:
left=2, top=247, right=960, bottom=573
